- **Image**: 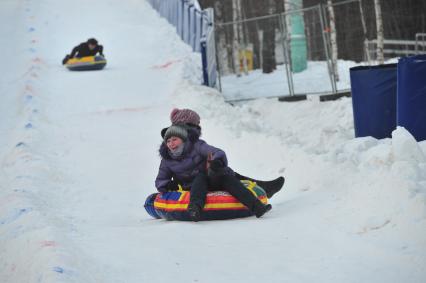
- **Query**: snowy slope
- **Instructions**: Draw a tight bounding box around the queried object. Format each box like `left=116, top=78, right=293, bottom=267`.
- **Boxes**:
left=1, top=0, right=425, bottom=283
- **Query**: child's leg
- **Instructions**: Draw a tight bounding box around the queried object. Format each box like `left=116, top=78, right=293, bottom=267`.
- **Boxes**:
left=220, top=174, right=272, bottom=217
left=234, top=172, right=285, bottom=198
left=220, top=175, right=260, bottom=210
left=189, top=172, right=208, bottom=209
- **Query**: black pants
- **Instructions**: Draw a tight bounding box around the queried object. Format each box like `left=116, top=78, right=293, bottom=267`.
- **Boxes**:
left=190, top=172, right=259, bottom=211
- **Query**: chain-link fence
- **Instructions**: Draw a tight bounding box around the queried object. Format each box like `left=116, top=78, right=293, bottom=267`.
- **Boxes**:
left=214, top=0, right=426, bottom=102
left=216, top=4, right=338, bottom=101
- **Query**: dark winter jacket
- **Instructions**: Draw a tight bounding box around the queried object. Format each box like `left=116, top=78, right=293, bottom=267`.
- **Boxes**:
left=155, top=128, right=234, bottom=192
left=70, top=42, right=104, bottom=58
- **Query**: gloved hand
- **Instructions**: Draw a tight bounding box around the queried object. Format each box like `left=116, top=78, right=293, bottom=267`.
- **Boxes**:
left=209, top=159, right=224, bottom=171
left=62, top=55, right=70, bottom=65
left=166, top=180, right=179, bottom=191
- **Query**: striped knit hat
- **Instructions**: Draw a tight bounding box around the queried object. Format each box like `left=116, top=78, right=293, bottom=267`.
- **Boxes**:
left=170, top=108, right=200, bottom=126
left=163, top=125, right=188, bottom=142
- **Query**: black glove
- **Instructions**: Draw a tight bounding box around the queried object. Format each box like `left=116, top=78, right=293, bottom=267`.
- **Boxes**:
left=209, top=159, right=224, bottom=171
left=62, top=55, right=70, bottom=65
left=166, top=180, right=179, bottom=191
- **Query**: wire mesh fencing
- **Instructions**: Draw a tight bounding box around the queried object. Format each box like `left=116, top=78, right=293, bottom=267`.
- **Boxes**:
left=213, top=0, right=426, bottom=102
left=216, top=5, right=338, bottom=102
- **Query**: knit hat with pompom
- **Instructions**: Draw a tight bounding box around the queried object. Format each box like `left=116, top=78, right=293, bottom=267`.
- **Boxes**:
left=170, top=108, right=200, bottom=125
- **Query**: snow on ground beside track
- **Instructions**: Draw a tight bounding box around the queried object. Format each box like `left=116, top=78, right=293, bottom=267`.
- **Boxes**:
left=0, top=0, right=425, bottom=282
left=220, top=60, right=359, bottom=101
left=172, top=83, right=426, bottom=282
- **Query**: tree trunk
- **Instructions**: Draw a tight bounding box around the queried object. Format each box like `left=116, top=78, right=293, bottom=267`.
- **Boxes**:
left=232, top=0, right=241, bottom=76
left=358, top=0, right=370, bottom=62
left=214, top=2, right=231, bottom=75
left=327, top=0, right=339, bottom=81
left=236, top=0, right=249, bottom=75
left=261, top=0, right=277, bottom=74
left=374, top=0, right=384, bottom=64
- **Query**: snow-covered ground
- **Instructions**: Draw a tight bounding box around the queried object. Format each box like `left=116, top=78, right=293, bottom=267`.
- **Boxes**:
left=1, top=0, right=425, bottom=282
left=221, top=60, right=359, bottom=101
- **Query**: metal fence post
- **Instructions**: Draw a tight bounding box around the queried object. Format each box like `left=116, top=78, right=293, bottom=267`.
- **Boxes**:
left=319, top=4, right=337, bottom=94
left=201, top=40, right=209, bottom=86
left=193, top=9, right=197, bottom=50
left=213, top=24, right=223, bottom=92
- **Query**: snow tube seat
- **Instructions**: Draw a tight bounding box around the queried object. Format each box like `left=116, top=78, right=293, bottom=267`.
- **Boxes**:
left=144, top=180, right=268, bottom=221
left=65, top=55, right=107, bottom=71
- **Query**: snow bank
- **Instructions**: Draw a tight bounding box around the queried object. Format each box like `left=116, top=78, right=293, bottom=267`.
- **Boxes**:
left=171, top=82, right=426, bottom=281
left=220, top=60, right=359, bottom=101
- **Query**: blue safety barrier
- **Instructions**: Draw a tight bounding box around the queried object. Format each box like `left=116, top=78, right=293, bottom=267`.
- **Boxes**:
left=397, top=55, right=426, bottom=142
left=147, top=0, right=217, bottom=87
left=350, top=64, right=397, bottom=139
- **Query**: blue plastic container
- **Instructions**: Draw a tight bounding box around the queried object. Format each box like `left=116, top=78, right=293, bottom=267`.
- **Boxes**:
left=397, top=55, right=426, bottom=142
left=350, top=64, right=397, bottom=139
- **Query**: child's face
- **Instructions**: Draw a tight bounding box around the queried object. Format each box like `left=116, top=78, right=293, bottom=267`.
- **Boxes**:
left=166, top=136, right=183, bottom=151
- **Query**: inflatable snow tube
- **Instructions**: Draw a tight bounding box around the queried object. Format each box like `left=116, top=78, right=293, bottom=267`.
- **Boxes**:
left=144, top=193, right=161, bottom=219
left=66, top=55, right=107, bottom=71
left=144, top=180, right=268, bottom=221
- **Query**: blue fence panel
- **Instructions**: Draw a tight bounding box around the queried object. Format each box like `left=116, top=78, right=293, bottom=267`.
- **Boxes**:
left=189, top=5, right=197, bottom=50
left=162, top=1, right=167, bottom=15
left=182, top=2, right=190, bottom=45
left=201, top=12, right=217, bottom=88
left=177, top=1, right=184, bottom=37
left=202, top=8, right=217, bottom=87
left=148, top=0, right=217, bottom=88
left=168, top=1, right=177, bottom=27
left=194, top=11, right=202, bottom=52
left=171, top=3, right=177, bottom=23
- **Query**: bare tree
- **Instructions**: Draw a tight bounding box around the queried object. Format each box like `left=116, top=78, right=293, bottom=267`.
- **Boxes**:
left=244, top=0, right=262, bottom=69
left=374, top=0, right=384, bottom=63
left=358, top=0, right=370, bottom=62
left=232, top=0, right=242, bottom=76
left=236, top=0, right=249, bottom=75
left=214, top=2, right=231, bottom=75
left=260, top=0, right=277, bottom=73
left=327, top=0, right=339, bottom=81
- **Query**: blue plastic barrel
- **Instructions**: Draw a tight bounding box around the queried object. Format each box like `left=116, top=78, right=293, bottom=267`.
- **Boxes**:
left=350, top=64, right=397, bottom=139
left=397, top=55, right=426, bottom=142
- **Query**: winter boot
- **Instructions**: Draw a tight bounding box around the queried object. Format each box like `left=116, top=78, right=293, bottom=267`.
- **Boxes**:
left=257, top=177, right=285, bottom=198
left=235, top=173, right=285, bottom=198
left=253, top=200, right=272, bottom=218
left=188, top=203, right=202, bottom=222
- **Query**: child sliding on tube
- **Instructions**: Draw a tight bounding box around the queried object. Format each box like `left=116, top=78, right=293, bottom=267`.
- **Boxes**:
left=155, top=124, right=272, bottom=221
left=160, top=108, right=284, bottom=198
